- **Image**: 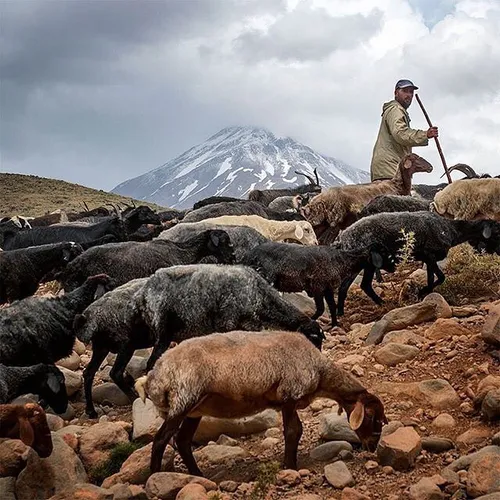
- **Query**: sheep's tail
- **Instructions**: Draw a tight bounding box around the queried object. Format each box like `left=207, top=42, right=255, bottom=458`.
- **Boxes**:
left=135, top=376, right=148, bottom=403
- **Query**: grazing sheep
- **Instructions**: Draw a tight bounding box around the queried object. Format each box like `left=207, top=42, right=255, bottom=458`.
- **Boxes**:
left=182, top=200, right=303, bottom=223
left=301, top=153, right=433, bottom=242
left=0, top=241, right=84, bottom=304
left=157, top=223, right=269, bottom=263
left=193, top=215, right=318, bottom=245
left=58, top=229, right=235, bottom=291
left=337, top=211, right=500, bottom=303
left=193, top=195, right=242, bottom=210
left=241, top=242, right=385, bottom=326
left=139, top=264, right=326, bottom=371
left=0, top=274, right=114, bottom=366
left=0, top=363, right=68, bottom=414
left=430, top=178, right=500, bottom=221
left=135, top=330, right=387, bottom=475
left=0, top=403, right=53, bottom=458
left=357, top=195, right=430, bottom=219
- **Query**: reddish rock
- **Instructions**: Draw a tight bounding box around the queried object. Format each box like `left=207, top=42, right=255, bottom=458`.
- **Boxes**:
left=175, top=483, right=209, bottom=500
left=0, top=439, right=28, bottom=477
left=409, top=477, right=445, bottom=499
left=145, top=473, right=217, bottom=500
left=482, top=303, right=500, bottom=347
left=467, top=453, right=500, bottom=497
left=425, top=318, right=470, bottom=340
left=377, top=426, right=422, bottom=471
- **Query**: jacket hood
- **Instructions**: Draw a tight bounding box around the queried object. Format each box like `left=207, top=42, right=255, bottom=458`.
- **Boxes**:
left=382, top=99, right=401, bottom=115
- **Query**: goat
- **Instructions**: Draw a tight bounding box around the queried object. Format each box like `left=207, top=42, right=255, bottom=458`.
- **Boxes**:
left=357, top=194, right=430, bottom=219
left=336, top=211, right=500, bottom=306
left=301, top=154, right=433, bottom=242
left=430, top=178, right=500, bottom=221
left=137, top=264, right=325, bottom=371
left=157, top=208, right=189, bottom=223
left=1, top=216, right=127, bottom=250
left=29, top=211, right=69, bottom=227
left=157, top=223, right=269, bottom=263
left=0, top=274, right=114, bottom=366
left=0, top=403, right=53, bottom=458
left=193, top=215, right=318, bottom=245
left=193, top=195, right=242, bottom=210
left=58, top=229, right=235, bottom=291
left=440, top=163, right=500, bottom=180
left=0, top=216, right=33, bottom=230
left=135, top=330, right=387, bottom=475
left=182, top=200, right=303, bottom=223
left=248, top=169, right=322, bottom=206
left=0, top=241, right=84, bottom=304
left=241, top=242, right=384, bottom=326
left=0, top=363, right=68, bottom=414
left=268, top=194, right=304, bottom=212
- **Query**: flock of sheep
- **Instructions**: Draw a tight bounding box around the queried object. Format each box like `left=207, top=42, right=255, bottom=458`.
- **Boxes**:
left=0, top=156, right=499, bottom=477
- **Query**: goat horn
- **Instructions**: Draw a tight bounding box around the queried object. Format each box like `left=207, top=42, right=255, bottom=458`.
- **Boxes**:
left=440, top=163, right=477, bottom=179
left=313, top=167, right=320, bottom=186
left=294, top=170, right=316, bottom=185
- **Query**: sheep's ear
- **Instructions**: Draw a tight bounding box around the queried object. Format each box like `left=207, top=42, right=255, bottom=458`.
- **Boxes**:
left=46, top=373, right=61, bottom=392
left=18, top=417, right=35, bottom=447
left=370, top=250, right=383, bottom=269
left=294, top=225, right=304, bottom=240
left=348, top=400, right=365, bottom=431
left=210, top=233, right=220, bottom=247
left=483, top=225, right=492, bottom=239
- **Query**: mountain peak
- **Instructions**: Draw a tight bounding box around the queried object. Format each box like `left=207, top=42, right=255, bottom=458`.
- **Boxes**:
left=112, top=126, right=369, bottom=208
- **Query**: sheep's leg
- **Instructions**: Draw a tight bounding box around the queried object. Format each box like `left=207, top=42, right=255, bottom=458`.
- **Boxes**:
left=110, top=346, right=138, bottom=402
left=146, top=336, right=172, bottom=372
left=83, top=345, right=109, bottom=418
left=311, top=295, right=325, bottom=320
left=151, top=416, right=184, bottom=473
left=282, top=404, right=302, bottom=470
left=419, top=260, right=445, bottom=298
left=360, top=266, right=384, bottom=305
left=337, top=275, right=357, bottom=317
left=375, top=268, right=384, bottom=283
left=324, top=288, right=337, bottom=327
left=175, top=417, right=203, bottom=477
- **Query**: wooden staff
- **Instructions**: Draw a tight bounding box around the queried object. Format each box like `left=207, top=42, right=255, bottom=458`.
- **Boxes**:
left=415, top=93, right=452, bottom=184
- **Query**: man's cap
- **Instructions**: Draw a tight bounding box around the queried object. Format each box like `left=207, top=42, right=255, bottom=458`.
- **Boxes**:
left=395, top=79, right=418, bottom=90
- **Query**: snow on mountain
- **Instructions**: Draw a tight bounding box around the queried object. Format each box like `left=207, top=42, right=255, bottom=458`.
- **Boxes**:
left=112, top=126, right=370, bottom=209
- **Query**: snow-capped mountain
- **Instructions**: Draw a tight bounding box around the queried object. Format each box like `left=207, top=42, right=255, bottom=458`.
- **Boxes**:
left=112, top=126, right=370, bottom=209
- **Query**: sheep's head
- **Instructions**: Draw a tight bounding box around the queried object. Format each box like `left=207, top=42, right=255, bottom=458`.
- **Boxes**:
left=37, top=365, right=68, bottom=415
left=470, top=221, right=500, bottom=255
left=401, top=153, right=433, bottom=175
left=340, top=392, right=387, bottom=452
left=293, top=221, right=318, bottom=245
left=206, top=229, right=236, bottom=264
left=298, top=320, right=325, bottom=350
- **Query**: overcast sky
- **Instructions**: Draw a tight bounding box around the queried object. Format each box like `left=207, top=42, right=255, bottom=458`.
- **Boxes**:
left=1, top=0, right=499, bottom=191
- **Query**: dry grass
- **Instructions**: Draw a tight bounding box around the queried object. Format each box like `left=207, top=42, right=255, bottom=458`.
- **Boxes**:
left=0, top=173, right=166, bottom=217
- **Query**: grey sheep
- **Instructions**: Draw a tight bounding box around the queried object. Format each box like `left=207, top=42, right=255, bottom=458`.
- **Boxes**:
left=157, top=223, right=269, bottom=263
left=0, top=241, right=84, bottom=304
left=0, top=274, right=114, bottom=366
left=336, top=211, right=500, bottom=305
left=58, top=229, right=235, bottom=291
left=241, top=242, right=385, bottom=326
left=135, top=330, right=387, bottom=475
left=357, top=195, right=430, bottom=219
left=0, top=363, right=68, bottom=414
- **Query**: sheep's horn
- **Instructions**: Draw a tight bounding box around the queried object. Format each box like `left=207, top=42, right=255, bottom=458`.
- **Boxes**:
left=313, top=167, right=320, bottom=187
left=83, top=201, right=90, bottom=212
left=441, top=163, right=477, bottom=179
left=294, top=170, right=316, bottom=185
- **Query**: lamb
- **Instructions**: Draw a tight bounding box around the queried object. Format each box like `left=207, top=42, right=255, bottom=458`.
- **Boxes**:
left=0, top=363, right=68, bottom=414
left=0, top=403, right=54, bottom=458
left=182, top=200, right=303, bottom=223
left=58, top=229, right=235, bottom=291
left=139, top=264, right=325, bottom=370
left=357, top=195, right=430, bottom=219
left=301, top=153, right=433, bottom=242
left=135, top=330, right=387, bottom=475
left=336, top=211, right=500, bottom=305
left=190, top=215, right=318, bottom=245
left=157, top=223, right=269, bottom=263
left=430, top=178, right=500, bottom=221
left=0, top=241, right=84, bottom=304
left=241, top=242, right=385, bottom=326
left=248, top=169, right=322, bottom=206
left=0, top=274, right=114, bottom=366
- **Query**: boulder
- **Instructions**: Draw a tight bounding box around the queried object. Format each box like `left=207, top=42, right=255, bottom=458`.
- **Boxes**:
left=467, top=453, right=500, bottom=497
left=92, top=383, right=131, bottom=407
left=57, top=366, right=83, bottom=396
left=409, top=477, right=445, bottom=499
left=318, top=413, right=360, bottom=443
left=0, top=439, right=29, bottom=477
left=310, top=441, right=353, bottom=461
left=374, top=343, right=419, bottom=366
left=482, top=304, right=500, bottom=347
left=424, top=318, right=470, bottom=340
left=377, top=426, right=422, bottom=471
left=132, top=397, right=164, bottom=442
left=324, top=461, right=355, bottom=489
left=193, top=444, right=247, bottom=465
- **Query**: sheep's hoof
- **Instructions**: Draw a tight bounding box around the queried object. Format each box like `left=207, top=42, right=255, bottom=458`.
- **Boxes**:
left=86, top=410, right=98, bottom=419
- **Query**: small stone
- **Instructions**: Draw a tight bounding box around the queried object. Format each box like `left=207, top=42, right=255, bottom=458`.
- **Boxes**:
left=456, top=427, right=491, bottom=448
left=264, top=427, right=282, bottom=439
left=324, top=461, right=355, bottom=489
left=193, top=444, right=247, bottom=464
left=492, top=432, right=500, bottom=446
left=364, top=460, right=378, bottom=473
left=351, top=364, right=365, bottom=377
left=432, top=413, right=456, bottom=429
left=374, top=343, right=420, bottom=366
left=319, top=413, right=360, bottom=443
left=276, top=469, right=301, bottom=486
left=92, top=383, right=131, bottom=407
left=176, top=483, right=209, bottom=500
left=382, top=466, right=394, bottom=475
left=216, top=435, right=238, bottom=447
left=481, top=389, right=500, bottom=421
left=377, top=426, right=422, bottom=471
left=341, top=487, right=371, bottom=500
left=220, top=480, right=238, bottom=492
left=422, top=437, right=455, bottom=453
left=310, top=441, right=353, bottom=462
left=409, top=477, right=445, bottom=499
left=467, top=453, right=500, bottom=497
left=460, top=402, right=475, bottom=415
left=425, top=318, right=469, bottom=341
left=261, top=437, right=279, bottom=449
left=55, top=351, right=81, bottom=371
left=145, top=473, right=216, bottom=500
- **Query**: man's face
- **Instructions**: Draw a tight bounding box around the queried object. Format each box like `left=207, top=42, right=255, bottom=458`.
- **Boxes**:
left=395, top=87, right=415, bottom=109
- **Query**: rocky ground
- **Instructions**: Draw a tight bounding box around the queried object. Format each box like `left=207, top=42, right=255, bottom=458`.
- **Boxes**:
left=1, top=248, right=500, bottom=500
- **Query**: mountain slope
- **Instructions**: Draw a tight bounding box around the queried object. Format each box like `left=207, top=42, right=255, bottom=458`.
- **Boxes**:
left=112, top=126, right=369, bottom=209
left=0, top=173, right=165, bottom=217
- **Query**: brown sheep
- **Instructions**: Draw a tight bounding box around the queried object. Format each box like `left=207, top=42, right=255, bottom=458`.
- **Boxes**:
left=135, top=330, right=387, bottom=476
left=0, top=402, right=53, bottom=458
left=301, top=153, right=433, bottom=242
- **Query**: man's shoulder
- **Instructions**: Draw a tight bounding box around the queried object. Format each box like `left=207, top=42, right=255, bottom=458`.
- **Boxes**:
left=383, top=99, right=406, bottom=115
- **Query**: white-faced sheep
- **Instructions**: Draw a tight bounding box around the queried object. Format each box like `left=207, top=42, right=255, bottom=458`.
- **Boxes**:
left=0, top=402, right=54, bottom=458
left=301, top=153, right=433, bottom=243
left=430, top=178, right=500, bottom=221
left=135, top=330, right=387, bottom=475
left=194, top=215, right=318, bottom=245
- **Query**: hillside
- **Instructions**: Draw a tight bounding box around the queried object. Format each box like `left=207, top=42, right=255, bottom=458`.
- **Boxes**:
left=0, top=173, right=166, bottom=217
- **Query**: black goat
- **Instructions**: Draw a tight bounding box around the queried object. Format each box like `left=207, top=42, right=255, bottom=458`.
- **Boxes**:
left=1, top=216, right=127, bottom=250
left=157, top=208, right=189, bottom=222
left=0, top=241, right=84, bottom=304
left=357, top=195, right=430, bottom=219
left=0, top=274, right=114, bottom=366
left=193, top=195, right=242, bottom=210
left=0, top=363, right=68, bottom=414
left=58, top=229, right=235, bottom=291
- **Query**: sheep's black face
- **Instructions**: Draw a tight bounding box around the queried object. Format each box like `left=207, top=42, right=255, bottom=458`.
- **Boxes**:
left=40, top=368, right=68, bottom=415
left=208, top=230, right=236, bottom=264
left=299, top=321, right=325, bottom=350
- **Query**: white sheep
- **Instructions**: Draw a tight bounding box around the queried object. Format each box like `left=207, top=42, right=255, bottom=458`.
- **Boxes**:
left=135, top=330, right=387, bottom=476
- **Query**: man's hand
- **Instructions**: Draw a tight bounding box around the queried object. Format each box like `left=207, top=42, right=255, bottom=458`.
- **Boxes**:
left=426, top=126, right=438, bottom=139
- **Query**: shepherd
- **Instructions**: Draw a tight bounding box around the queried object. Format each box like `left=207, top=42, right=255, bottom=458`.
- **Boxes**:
left=370, top=79, right=439, bottom=182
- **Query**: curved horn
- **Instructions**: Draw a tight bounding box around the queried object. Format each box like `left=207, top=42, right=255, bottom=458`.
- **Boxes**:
left=294, top=170, right=316, bottom=185
left=313, top=167, right=320, bottom=186
left=440, top=163, right=477, bottom=179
